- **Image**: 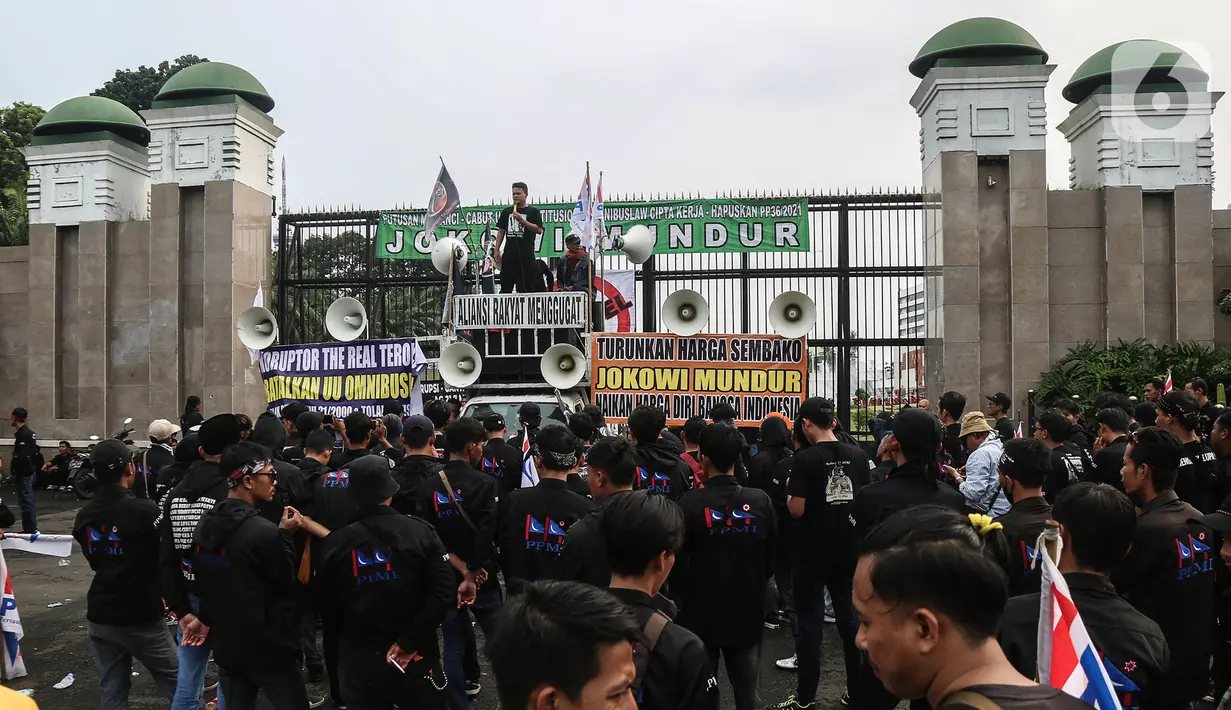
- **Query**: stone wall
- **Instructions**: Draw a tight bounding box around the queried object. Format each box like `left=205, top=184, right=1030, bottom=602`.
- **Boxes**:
left=0, top=246, right=29, bottom=421
left=1215, top=209, right=1231, bottom=350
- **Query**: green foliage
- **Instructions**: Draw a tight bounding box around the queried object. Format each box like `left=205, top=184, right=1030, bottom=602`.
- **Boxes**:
left=1034, top=339, right=1231, bottom=412
left=854, top=388, right=870, bottom=401
left=91, top=55, right=208, bottom=113
left=0, top=102, right=45, bottom=246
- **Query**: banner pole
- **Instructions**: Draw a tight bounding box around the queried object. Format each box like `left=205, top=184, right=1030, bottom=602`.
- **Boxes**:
left=443, top=249, right=454, bottom=338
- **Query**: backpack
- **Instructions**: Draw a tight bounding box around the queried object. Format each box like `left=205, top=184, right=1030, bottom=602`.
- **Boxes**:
left=630, top=611, right=670, bottom=704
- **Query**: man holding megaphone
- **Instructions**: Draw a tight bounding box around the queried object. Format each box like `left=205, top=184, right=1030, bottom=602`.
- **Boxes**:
left=494, top=181, right=545, bottom=294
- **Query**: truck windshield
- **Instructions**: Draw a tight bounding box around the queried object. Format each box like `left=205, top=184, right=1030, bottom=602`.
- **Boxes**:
left=462, top=402, right=569, bottom=439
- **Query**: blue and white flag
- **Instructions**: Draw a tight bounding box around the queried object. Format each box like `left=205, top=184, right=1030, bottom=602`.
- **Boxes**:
left=521, top=434, right=539, bottom=488
left=0, top=546, right=26, bottom=679
left=569, top=166, right=592, bottom=248
left=591, top=173, right=605, bottom=247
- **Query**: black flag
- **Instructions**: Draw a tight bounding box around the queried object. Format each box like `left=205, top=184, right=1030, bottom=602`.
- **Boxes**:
left=424, top=159, right=461, bottom=241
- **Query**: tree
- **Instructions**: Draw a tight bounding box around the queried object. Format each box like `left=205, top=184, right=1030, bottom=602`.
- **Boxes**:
left=91, top=55, right=209, bottom=113
left=0, top=102, right=45, bottom=246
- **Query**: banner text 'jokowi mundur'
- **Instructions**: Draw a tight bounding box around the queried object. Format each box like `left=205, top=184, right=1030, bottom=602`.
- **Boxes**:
left=375, top=198, right=809, bottom=259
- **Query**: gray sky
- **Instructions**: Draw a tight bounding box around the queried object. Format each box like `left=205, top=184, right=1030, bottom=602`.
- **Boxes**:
left=4, top=0, right=1230, bottom=209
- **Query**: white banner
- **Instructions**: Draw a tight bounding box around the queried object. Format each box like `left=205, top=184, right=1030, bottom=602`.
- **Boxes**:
left=596, top=270, right=636, bottom=333
left=0, top=546, right=26, bottom=679
left=2, top=534, right=73, bottom=558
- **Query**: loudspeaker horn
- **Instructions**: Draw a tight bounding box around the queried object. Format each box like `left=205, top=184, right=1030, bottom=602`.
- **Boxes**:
left=431, top=237, right=468, bottom=275
left=440, top=341, right=483, bottom=388
left=541, top=344, right=587, bottom=390
left=662, top=289, right=710, bottom=336
left=236, top=306, right=278, bottom=350
left=611, top=225, right=653, bottom=264
left=325, top=297, right=368, bottom=342
left=768, top=290, right=816, bottom=339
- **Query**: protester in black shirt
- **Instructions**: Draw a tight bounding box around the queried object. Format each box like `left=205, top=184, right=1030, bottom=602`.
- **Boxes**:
left=627, top=406, right=690, bottom=500
left=854, top=506, right=1089, bottom=710
left=73, top=439, right=178, bottom=706
left=1135, top=401, right=1159, bottom=428
left=331, top=411, right=392, bottom=472
left=318, top=455, right=455, bottom=709
left=42, top=440, right=74, bottom=490
left=1000, top=482, right=1170, bottom=710
left=154, top=432, right=200, bottom=503
left=748, top=415, right=792, bottom=493
left=485, top=580, right=643, bottom=710
left=251, top=413, right=312, bottom=525
left=1187, top=378, right=1225, bottom=442
left=499, top=425, right=596, bottom=593
left=190, top=441, right=309, bottom=710
left=774, top=398, right=866, bottom=709
left=602, top=491, right=718, bottom=710
left=1157, top=389, right=1220, bottom=513
left=481, top=413, right=521, bottom=498
left=675, top=424, right=775, bottom=710
left=993, top=437, right=1053, bottom=597
left=495, top=182, right=546, bottom=293
left=419, top=417, right=501, bottom=710
left=425, top=399, right=453, bottom=459
left=768, top=422, right=804, bottom=625
left=392, top=414, right=444, bottom=515
left=1034, top=409, right=1094, bottom=501
left=565, top=412, right=597, bottom=496
left=181, top=395, right=204, bottom=431
left=1090, top=408, right=1132, bottom=490
left=939, top=391, right=968, bottom=468
left=1113, top=426, right=1216, bottom=708
left=1052, top=397, right=1094, bottom=453
left=283, top=409, right=323, bottom=464
left=298, top=427, right=346, bottom=704
left=275, top=403, right=308, bottom=463
left=139, top=420, right=179, bottom=500
left=985, top=392, right=1018, bottom=443
left=9, top=407, right=38, bottom=533
left=556, top=437, right=638, bottom=587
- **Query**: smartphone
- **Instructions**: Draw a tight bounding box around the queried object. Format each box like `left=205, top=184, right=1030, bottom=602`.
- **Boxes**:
left=323, top=414, right=335, bottom=425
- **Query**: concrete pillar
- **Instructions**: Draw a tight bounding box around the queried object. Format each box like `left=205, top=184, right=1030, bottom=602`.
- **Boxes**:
left=1007, top=150, right=1050, bottom=404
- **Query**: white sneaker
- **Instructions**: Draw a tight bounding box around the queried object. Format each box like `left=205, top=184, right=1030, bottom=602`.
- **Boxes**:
left=823, top=614, right=836, bottom=624
left=775, top=654, right=798, bottom=671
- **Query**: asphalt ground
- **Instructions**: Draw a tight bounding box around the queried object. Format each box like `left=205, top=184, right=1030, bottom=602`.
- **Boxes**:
left=3, top=484, right=855, bottom=709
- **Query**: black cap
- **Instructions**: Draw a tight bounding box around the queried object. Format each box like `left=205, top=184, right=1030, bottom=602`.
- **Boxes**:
left=519, top=403, right=542, bottom=421
left=402, top=414, right=435, bottom=435
left=296, top=410, right=324, bottom=434
left=1200, top=494, right=1231, bottom=532
left=798, top=397, right=836, bottom=426
left=484, top=413, right=507, bottom=432
left=198, top=414, right=242, bottom=456
left=565, top=233, right=582, bottom=245
left=345, top=455, right=400, bottom=507
left=986, top=393, right=1012, bottom=410
left=90, top=439, right=131, bottom=473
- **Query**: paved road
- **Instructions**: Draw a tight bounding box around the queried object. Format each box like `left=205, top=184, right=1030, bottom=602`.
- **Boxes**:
left=3, top=485, right=854, bottom=709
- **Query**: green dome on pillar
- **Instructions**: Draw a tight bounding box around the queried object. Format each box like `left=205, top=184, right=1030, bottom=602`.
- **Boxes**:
left=153, top=62, right=275, bottom=113
left=1063, top=39, right=1208, bottom=104
left=910, top=17, right=1048, bottom=78
left=32, top=96, right=150, bottom=147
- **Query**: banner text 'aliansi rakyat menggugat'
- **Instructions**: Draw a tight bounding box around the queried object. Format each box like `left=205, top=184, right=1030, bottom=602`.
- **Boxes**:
left=259, top=338, right=427, bottom=419
left=375, top=197, right=810, bottom=259
left=590, top=333, right=808, bottom=427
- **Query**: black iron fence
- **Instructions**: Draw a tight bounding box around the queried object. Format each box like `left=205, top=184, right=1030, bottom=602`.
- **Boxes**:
left=274, top=191, right=928, bottom=433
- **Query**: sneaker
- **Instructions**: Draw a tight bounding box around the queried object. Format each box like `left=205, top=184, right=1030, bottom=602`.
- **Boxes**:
left=332, top=700, right=347, bottom=710
left=764, top=617, right=780, bottom=630
left=771, top=695, right=813, bottom=709
left=465, top=680, right=481, bottom=697
left=203, top=658, right=219, bottom=692
left=823, top=614, right=836, bottom=624
left=308, top=695, right=326, bottom=709
left=775, top=654, right=798, bottom=671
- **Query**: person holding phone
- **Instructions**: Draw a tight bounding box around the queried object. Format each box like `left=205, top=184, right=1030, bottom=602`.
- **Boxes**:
left=494, top=182, right=545, bottom=293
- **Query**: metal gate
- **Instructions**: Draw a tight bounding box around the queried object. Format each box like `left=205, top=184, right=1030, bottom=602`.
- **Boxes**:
left=274, top=191, right=927, bottom=433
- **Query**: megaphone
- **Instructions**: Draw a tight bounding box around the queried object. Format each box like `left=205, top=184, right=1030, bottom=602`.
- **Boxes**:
left=431, top=237, right=468, bottom=275
left=237, top=306, right=278, bottom=350
left=541, top=344, right=587, bottom=389
left=440, top=341, right=483, bottom=388
left=768, top=291, right=816, bottom=339
left=325, top=297, right=368, bottom=342
left=662, top=289, right=710, bottom=336
left=611, top=225, right=653, bottom=264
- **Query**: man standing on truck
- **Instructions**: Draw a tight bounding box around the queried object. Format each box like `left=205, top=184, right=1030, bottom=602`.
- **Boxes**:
left=494, top=182, right=545, bottom=294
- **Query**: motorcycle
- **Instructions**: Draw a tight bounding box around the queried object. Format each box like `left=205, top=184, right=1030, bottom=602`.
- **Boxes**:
left=74, top=417, right=133, bottom=500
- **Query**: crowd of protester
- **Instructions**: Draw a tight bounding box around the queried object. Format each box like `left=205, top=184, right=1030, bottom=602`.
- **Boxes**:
left=2, top=376, right=1230, bottom=709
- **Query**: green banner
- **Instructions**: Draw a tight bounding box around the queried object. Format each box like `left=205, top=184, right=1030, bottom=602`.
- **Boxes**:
left=375, top=198, right=809, bottom=259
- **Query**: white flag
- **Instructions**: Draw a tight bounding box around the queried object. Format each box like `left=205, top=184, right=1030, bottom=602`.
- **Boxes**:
left=570, top=168, right=592, bottom=248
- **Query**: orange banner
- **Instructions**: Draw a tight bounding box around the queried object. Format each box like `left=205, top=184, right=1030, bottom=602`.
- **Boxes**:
left=590, top=333, right=808, bottom=427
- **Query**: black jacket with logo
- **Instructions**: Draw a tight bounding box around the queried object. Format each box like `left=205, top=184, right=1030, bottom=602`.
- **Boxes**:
left=391, top=453, right=443, bottom=516
left=675, top=476, right=776, bottom=649
left=555, top=489, right=633, bottom=587
left=1044, top=442, right=1094, bottom=501
left=787, top=441, right=869, bottom=577
left=633, top=439, right=692, bottom=501
left=994, top=496, right=1052, bottom=597
left=318, top=506, right=454, bottom=664
left=417, top=460, right=498, bottom=574
left=310, top=457, right=360, bottom=535
left=73, top=485, right=164, bottom=626
left=1111, top=490, right=1215, bottom=705
left=497, top=478, right=596, bottom=592
left=10, top=425, right=36, bottom=477
left=1175, top=440, right=1220, bottom=514
left=192, top=498, right=299, bottom=672
left=1000, top=573, right=1170, bottom=710
left=852, top=461, right=966, bottom=543
left=1088, top=435, right=1131, bottom=491
left=158, top=460, right=228, bottom=618
left=607, top=587, right=718, bottom=710
left=482, top=437, right=522, bottom=498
